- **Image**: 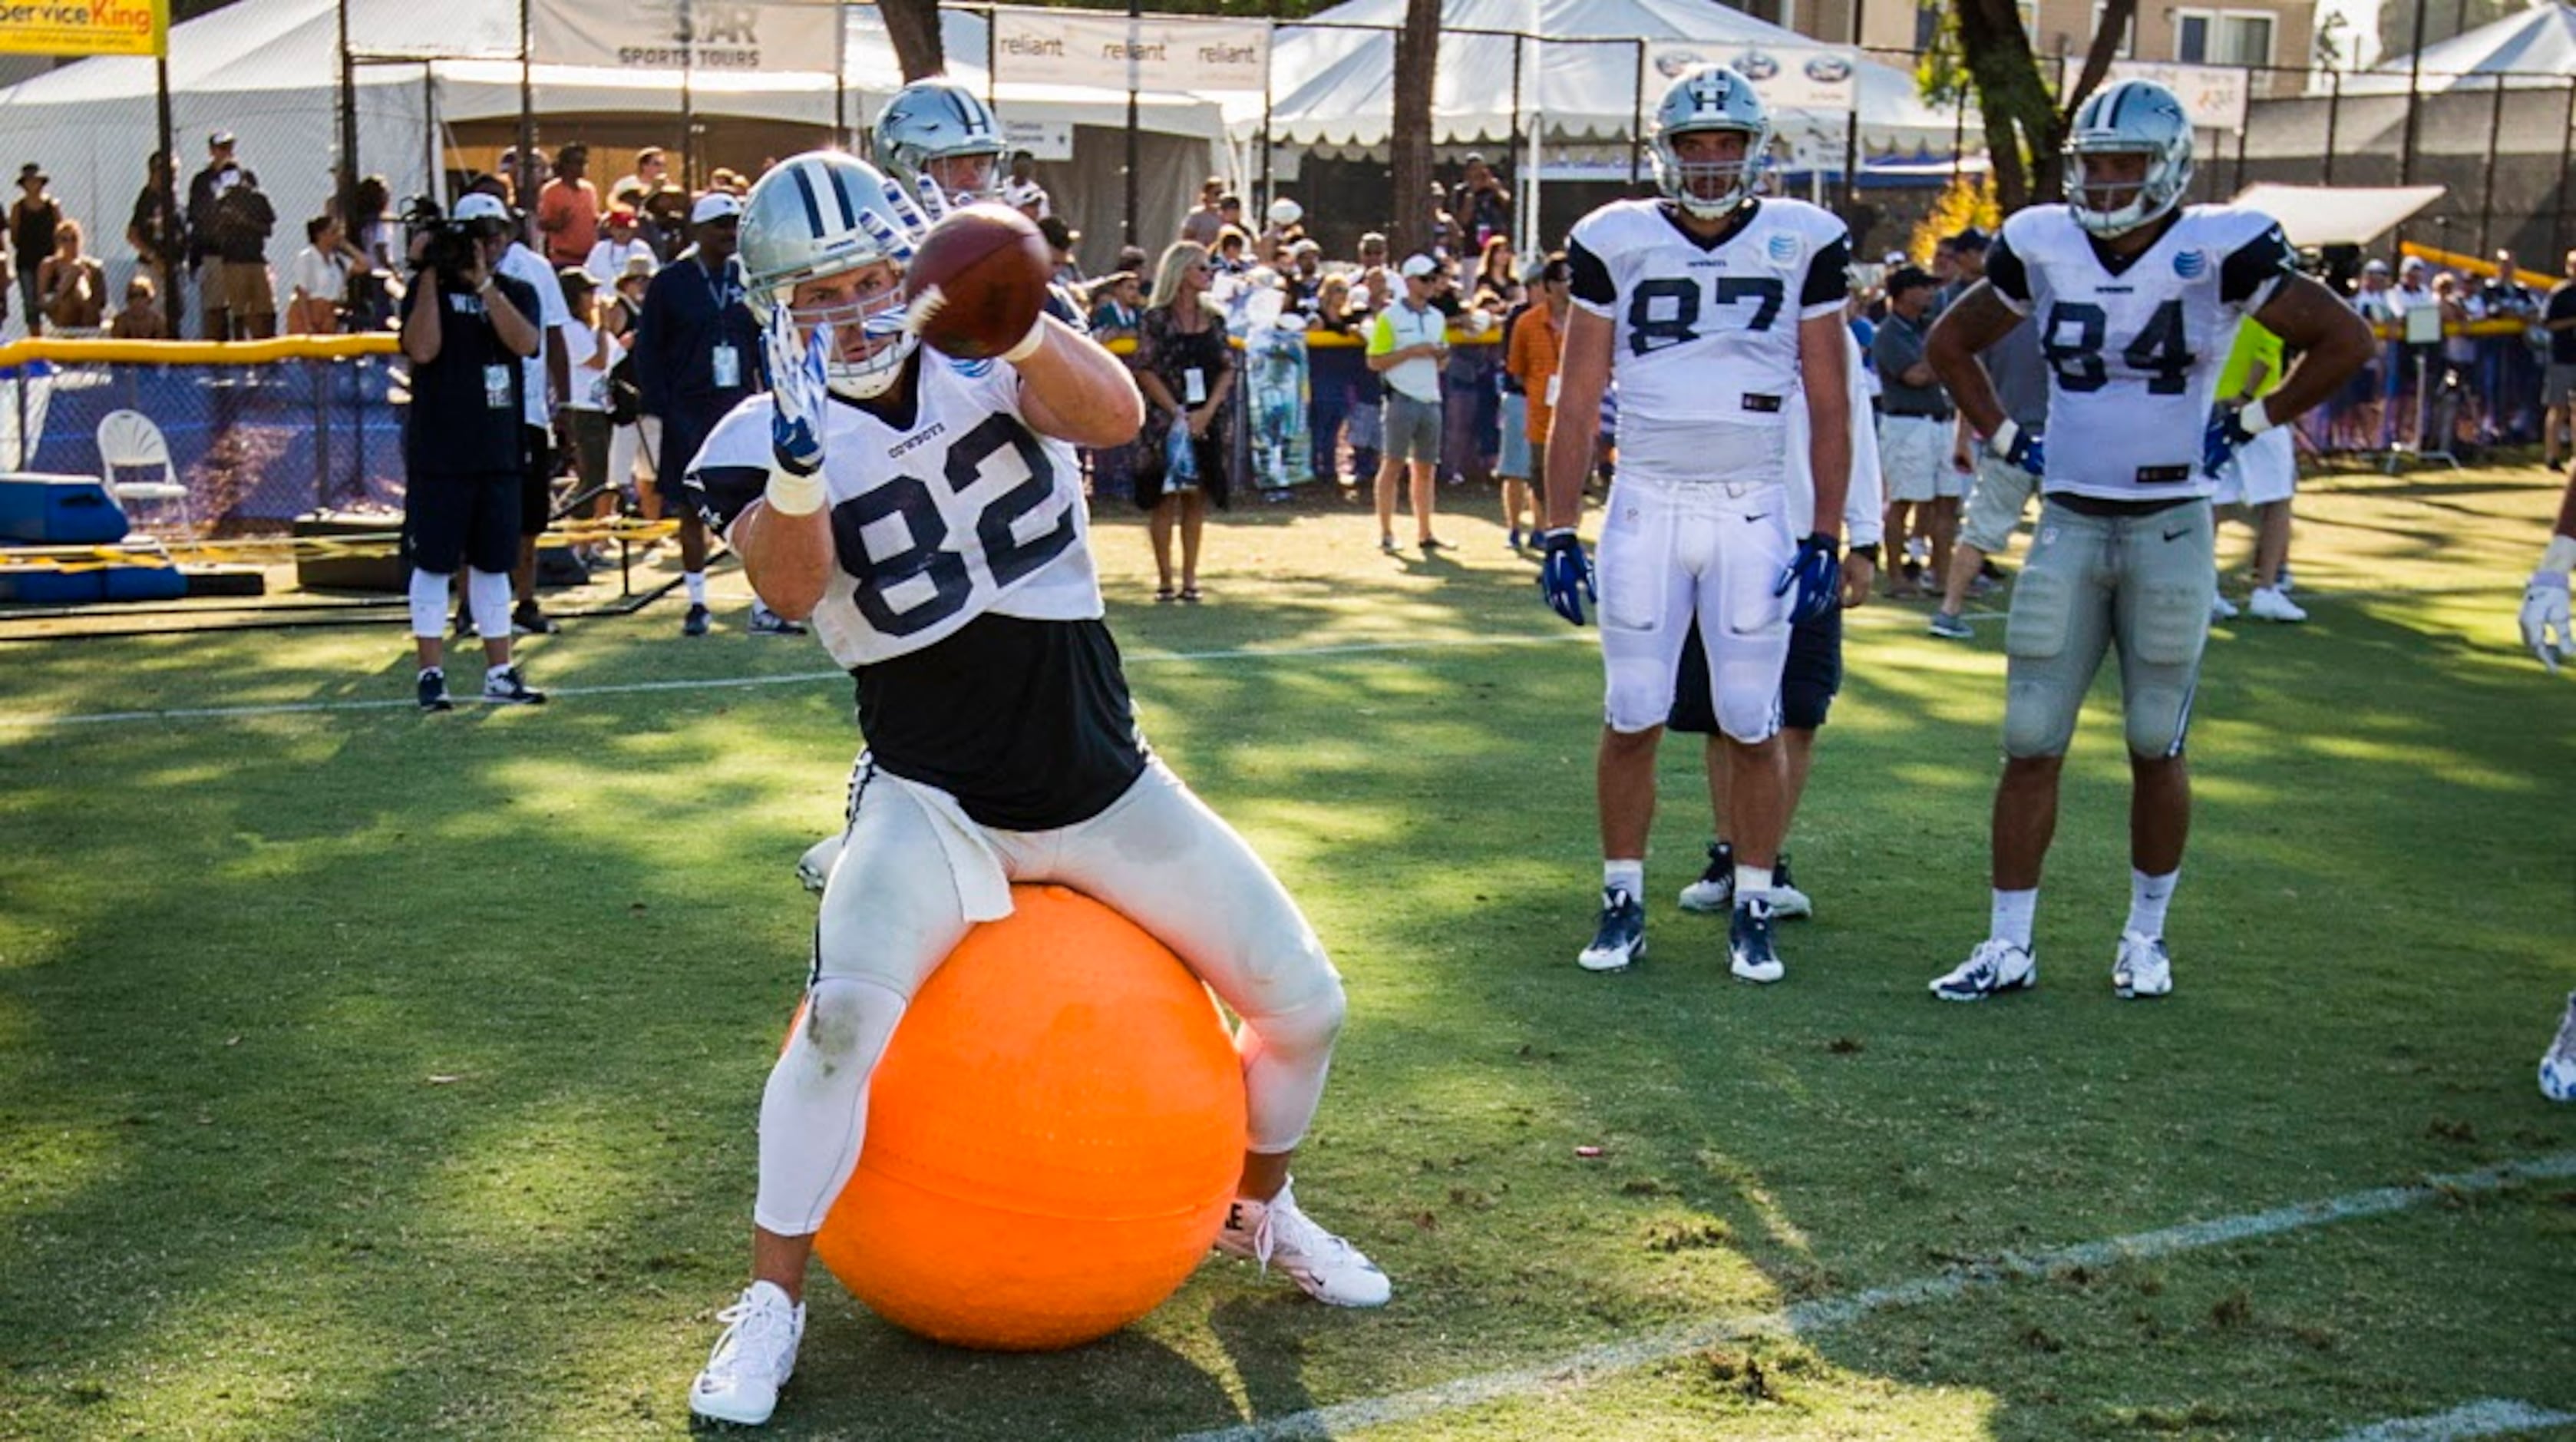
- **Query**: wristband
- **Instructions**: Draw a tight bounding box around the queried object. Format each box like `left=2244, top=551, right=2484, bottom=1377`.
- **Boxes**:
left=764, top=463, right=827, bottom=518
left=1988, top=418, right=2020, bottom=455
left=1849, top=542, right=1881, bottom=565
left=2239, top=398, right=2274, bottom=436
left=2542, top=534, right=2576, bottom=577
left=1002, top=320, right=1046, bottom=364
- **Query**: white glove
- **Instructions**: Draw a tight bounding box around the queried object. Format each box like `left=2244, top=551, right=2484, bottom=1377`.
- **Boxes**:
left=2522, top=570, right=2571, bottom=674
left=761, top=305, right=832, bottom=514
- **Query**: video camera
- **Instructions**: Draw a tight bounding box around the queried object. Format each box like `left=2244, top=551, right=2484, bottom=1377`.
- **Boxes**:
left=401, top=196, right=501, bottom=284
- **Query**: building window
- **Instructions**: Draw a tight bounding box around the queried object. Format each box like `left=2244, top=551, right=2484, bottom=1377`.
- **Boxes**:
left=2090, top=1, right=2136, bottom=56
left=2175, top=8, right=2274, bottom=65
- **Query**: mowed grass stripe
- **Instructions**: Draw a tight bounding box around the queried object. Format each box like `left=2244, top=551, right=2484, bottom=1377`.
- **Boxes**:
left=1175, top=1152, right=2576, bottom=1442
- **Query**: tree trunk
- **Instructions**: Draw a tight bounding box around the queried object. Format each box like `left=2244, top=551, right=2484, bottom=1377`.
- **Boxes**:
left=881, top=0, right=945, bottom=83
left=1947, top=0, right=2136, bottom=213
left=1389, top=0, right=1441, bottom=256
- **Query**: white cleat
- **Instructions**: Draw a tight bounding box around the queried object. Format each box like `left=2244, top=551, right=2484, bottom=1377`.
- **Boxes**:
left=2113, top=930, right=2174, bottom=999
left=794, top=834, right=844, bottom=895
left=1216, top=1181, right=1392, bottom=1308
left=689, top=1281, right=805, bottom=1427
left=1929, top=938, right=2037, bottom=1002
left=2247, top=586, right=2307, bottom=623
left=2209, top=593, right=2241, bottom=622
left=2541, top=992, right=2576, bottom=1103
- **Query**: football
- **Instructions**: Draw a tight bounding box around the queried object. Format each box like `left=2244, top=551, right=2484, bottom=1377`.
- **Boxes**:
left=902, top=203, right=1052, bottom=361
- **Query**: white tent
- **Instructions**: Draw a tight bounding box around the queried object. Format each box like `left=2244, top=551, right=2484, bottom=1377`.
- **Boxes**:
left=2343, top=0, right=2576, bottom=91
left=1263, top=0, right=1962, bottom=156
left=0, top=0, right=1227, bottom=293
left=2230, top=183, right=2445, bottom=245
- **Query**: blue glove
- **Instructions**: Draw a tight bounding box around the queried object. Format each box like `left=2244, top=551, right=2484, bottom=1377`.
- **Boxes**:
left=1986, top=418, right=2044, bottom=478
left=1774, top=533, right=1842, bottom=626
left=1538, top=528, right=1595, bottom=626
left=764, top=305, right=831, bottom=478
left=2201, top=403, right=2260, bottom=478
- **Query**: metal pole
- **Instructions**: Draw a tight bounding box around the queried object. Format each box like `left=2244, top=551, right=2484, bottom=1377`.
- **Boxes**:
left=1841, top=0, right=1864, bottom=216
left=682, top=5, right=697, bottom=190
left=2232, top=85, right=2250, bottom=197
left=2475, top=76, right=2505, bottom=255
left=2396, top=0, right=2429, bottom=253
left=337, top=0, right=358, bottom=221
left=517, top=0, right=534, bottom=208
left=2321, top=68, right=2340, bottom=186
left=1505, top=28, right=1521, bottom=244
left=1260, top=18, right=1274, bottom=213
left=424, top=67, right=441, bottom=203
left=834, top=0, right=847, bottom=142
left=154, top=55, right=177, bottom=333
left=1629, top=39, right=1646, bottom=187
left=985, top=8, right=999, bottom=120
left=1124, top=0, right=1141, bottom=247
left=2558, top=78, right=2576, bottom=256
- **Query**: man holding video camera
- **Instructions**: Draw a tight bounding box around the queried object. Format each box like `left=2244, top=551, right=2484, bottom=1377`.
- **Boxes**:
left=398, top=191, right=547, bottom=711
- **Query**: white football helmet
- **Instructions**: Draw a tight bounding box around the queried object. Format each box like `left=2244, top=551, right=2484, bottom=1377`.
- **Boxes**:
left=2064, top=80, right=2195, bottom=238
left=872, top=78, right=1005, bottom=205
left=1650, top=64, right=1772, bottom=219
left=738, top=150, right=931, bottom=400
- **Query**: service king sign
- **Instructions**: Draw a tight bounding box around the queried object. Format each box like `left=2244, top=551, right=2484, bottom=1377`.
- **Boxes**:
left=0, top=0, right=166, bottom=58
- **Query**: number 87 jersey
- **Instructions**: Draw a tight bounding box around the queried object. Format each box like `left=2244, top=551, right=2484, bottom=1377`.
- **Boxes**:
left=1985, top=202, right=2297, bottom=501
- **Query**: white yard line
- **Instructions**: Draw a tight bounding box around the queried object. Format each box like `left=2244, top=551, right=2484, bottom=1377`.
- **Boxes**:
left=1176, top=1153, right=2576, bottom=1442
left=0, top=633, right=1593, bottom=732
left=2323, top=1399, right=2576, bottom=1441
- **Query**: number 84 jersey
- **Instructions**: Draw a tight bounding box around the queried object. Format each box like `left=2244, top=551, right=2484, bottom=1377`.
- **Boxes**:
left=685, top=354, right=1101, bottom=668
left=1986, top=203, right=2296, bottom=502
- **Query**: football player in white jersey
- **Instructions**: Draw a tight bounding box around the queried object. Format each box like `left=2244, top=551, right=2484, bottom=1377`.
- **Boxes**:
left=870, top=78, right=1091, bottom=340
left=684, top=153, right=1387, bottom=1430
left=1537, top=64, right=1854, bottom=986
left=1920, top=80, right=2371, bottom=1004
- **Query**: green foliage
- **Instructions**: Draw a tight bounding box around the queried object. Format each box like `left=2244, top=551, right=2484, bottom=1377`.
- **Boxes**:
left=1907, top=175, right=2001, bottom=264
left=1, top=461, right=2570, bottom=1438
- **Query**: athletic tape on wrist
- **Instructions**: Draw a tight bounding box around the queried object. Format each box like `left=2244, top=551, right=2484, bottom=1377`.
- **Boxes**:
left=1989, top=418, right=2020, bottom=455
left=765, top=463, right=827, bottom=517
left=2240, top=399, right=2274, bottom=436
left=2541, top=533, right=2576, bottom=577
left=1002, top=321, right=1046, bottom=364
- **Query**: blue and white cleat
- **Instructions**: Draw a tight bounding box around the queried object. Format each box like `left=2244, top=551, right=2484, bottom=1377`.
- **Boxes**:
left=2541, top=992, right=2576, bottom=1103
left=1578, top=887, right=1646, bottom=972
left=2113, top=930, right=2173, bottom=999
left=1728, top=898, right=1785, bottom=984
left=1930, top=938, right=2037, bottom=1002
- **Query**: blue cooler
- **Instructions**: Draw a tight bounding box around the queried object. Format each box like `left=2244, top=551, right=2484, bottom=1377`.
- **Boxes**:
left=0, top=473, right=130, bottom=544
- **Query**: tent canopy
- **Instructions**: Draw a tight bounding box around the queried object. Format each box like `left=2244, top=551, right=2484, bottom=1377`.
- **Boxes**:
left=1262, top=0, right=1961, bottom=156
left=0, top=0, right=1225, bottom=283
left=2230, top=183, right=2445, bottom=246
left=2348, top=1, right=2576, bottom=90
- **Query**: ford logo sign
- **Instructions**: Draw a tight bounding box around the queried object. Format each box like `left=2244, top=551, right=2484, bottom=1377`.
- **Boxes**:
left=1653, top=49, right=1705, bottom=78
left=1804, top=54, right=1853, bottom=83
left=1735, top=49, right=1780, bottom=80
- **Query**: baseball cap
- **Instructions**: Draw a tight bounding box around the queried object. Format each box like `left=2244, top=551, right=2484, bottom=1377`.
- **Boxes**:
left=208, top=130, right=235, bottom=149
left=606, top=204, right=637, bottom=224
left=690, top=191, right=743, bottom=225
left=621, top=253, right=657, bottom=279
left=2399, top=254, right=2428, bottom=273
left=1886, top=264, right=1939, bottom=295
left=2362, top=258, right=2390, bottom=275
left=452, top=193, right=511, bottom=224
left=1949, top=227, right=1990, bottom=252
left=1400, top=254, right=1438, bottom=279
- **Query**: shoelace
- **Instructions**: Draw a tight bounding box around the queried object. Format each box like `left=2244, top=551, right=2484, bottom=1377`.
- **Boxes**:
left=1266, top=1199, right=1360, bottom=1272
left=702, top=1295, right=794, bottom=1382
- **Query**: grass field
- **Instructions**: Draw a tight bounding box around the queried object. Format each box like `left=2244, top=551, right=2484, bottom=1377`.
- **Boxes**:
left=2, top=458, right=2571, bottom=1441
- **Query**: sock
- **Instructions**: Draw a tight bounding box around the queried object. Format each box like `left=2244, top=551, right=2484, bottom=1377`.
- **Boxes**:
left=487, top=662, right=514, bottom=683
left=1603, top=859, right=1643, bottom=900
left=418, top=665, right=442, bottom=680
left=2126, top=869, right=2178, bottom=939
left=685, top=571, right=708, bottom=607
left=1991, top=888, right=2038, bottom=949
left=1732, top=863, right=1774, bottom=908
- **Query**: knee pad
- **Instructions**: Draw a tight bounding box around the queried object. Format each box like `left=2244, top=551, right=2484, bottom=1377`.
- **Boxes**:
left=791, top=974, right=909, bottom=1076
left=1603, top=657, right=1679, bottom=735
left=2124, top=680, right=2197, bottom=759
left=1717, top=684, right=1784, bottom=746
left=1243, top=961, right=1346, bottom=1060
left=2003, top=681, right=2077, bottom=759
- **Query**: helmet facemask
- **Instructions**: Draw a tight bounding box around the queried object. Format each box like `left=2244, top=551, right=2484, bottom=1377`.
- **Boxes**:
left=1654, top=124, right=1769, bottom=220
left=740, top=153, right=932, bottom=401
left=762, top=264, right=917, bottom=401
left=2063, top=83, right=2195, bottom=239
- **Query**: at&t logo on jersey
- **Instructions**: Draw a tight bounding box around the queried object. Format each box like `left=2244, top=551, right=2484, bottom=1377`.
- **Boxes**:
left=2173, top=250, right=2208, bottom=279
left=1766, top=233, right=1803, bottom=267
left=949, top=356, right=996, bottom=379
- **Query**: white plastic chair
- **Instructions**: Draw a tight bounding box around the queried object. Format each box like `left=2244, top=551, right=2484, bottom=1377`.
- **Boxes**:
left=97, top=409, right=192, bottom=537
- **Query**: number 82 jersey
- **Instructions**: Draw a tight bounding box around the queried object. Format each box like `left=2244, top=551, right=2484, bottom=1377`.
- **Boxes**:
left=1986, top=203, right=2297, bottom=501
left=685, top=353, right=1101, bottom=669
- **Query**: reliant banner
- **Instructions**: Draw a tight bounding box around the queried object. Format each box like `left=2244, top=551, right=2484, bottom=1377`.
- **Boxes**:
left=0, top=0, right=164, bottom=58
left=530, top=0, right=840, bottom=74
left=989, top=7, right=1269, bottom=94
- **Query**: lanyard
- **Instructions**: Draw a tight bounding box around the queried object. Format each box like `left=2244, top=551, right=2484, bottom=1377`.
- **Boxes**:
left=701, top=256, right=737, bottom=313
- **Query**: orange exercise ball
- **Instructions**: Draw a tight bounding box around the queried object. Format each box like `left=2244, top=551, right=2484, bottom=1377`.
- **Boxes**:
left=804, top=883, right=1247, bottom=1351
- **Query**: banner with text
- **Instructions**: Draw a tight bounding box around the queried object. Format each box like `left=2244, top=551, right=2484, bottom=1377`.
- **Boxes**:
left=530, top=0, right=839, bottom=74
left=0, top=0, right=165, bottom=57
left=1644, top=41, right=1860, bottom=112
left=2104, top=61, right=2249, bottom=132
left=989, top=8, right=1269, bottom=94
left=1003, top=118, right=1075, bottom=163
